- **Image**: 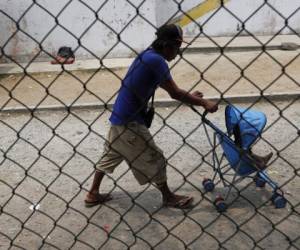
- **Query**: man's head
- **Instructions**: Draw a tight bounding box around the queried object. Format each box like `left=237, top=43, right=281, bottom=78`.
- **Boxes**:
left=152, top=24, right=184, bottom=61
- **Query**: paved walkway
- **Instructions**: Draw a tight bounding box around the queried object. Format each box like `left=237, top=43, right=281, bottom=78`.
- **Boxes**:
left=0, top=35, right=299, bottom=112
left=0, top=35, right=299, bottom=75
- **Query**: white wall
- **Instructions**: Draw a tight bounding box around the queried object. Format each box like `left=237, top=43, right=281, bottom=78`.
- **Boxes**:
left=0, top=0, right=157, bottom=62
left=157, top=0, right=300, bottom=37
left=1, top=0, right=299, bottom=63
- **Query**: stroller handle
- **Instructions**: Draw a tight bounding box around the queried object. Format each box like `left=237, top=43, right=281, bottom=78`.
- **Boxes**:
left=190, top=105, right=209, bottom=121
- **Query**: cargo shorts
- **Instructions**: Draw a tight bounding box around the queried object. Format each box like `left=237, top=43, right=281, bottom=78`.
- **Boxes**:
left=95, top=122, right=167, bottom=185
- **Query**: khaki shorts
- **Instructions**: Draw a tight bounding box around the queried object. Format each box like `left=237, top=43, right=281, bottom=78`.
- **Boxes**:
left=96, top=122, right=167, bottom=185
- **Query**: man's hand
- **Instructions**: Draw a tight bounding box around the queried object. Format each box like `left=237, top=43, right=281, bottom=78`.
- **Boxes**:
left=192, top=91, right=203, bottom=98
left=192, top=91, right=218, bottom=113
left=203, top=100, right=218, bottom=113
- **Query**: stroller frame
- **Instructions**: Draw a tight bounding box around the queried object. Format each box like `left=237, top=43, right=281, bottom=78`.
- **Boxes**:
left=190, top=105, right=287, bottom=212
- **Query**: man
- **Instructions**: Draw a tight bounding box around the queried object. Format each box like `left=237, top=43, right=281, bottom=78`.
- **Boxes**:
left=85, top=24, right=218, bottom=209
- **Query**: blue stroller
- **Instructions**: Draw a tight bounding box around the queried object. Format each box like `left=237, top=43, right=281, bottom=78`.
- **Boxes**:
left=191, top=105, right=287, bottom=212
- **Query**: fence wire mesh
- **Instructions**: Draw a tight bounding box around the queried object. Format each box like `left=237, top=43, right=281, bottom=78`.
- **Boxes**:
left=0, top=0, right=300, bottom=249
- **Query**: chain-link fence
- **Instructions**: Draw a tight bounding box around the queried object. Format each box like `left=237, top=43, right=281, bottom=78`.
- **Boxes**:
left=0, top=0, right=300, bottom=249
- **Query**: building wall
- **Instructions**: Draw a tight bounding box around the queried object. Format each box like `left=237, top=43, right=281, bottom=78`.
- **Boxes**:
left=0, top=0, right=157, bottom=62
left=156, top=0, right=300, bottom=36
left=1, top=0, right=299, bottom=63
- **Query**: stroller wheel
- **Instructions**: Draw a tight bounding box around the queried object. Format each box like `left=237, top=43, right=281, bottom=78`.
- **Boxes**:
left=254, top=175, right=266, bottom=188
left=202, top=178, right=215, bottom=192
left=214, top=196, right=227, bottom=213
left=271, top=193, right=287, bottom=209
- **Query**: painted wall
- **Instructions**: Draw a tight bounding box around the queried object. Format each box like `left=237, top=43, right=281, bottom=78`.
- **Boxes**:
left=1, top=0, right=299, bottom=63
left=0, top=0, right=157, bottom=62
left=157, top=0, right=300, bottom=37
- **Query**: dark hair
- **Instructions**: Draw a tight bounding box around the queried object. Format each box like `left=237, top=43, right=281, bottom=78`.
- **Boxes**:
left=156, top=24, right=183, bottom=41
left=151, top=24, right=183, bottom=52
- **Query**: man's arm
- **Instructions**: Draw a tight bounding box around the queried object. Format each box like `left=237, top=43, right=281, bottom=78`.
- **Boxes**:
left=160, top=78, right=218, bottom=112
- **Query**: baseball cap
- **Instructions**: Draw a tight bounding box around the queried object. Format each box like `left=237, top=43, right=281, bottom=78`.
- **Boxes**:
left=155, top=24, right=191, bottom=45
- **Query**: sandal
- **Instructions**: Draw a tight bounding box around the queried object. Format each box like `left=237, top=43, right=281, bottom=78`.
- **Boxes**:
left=163, top=196, right=194, bottom=209
left=84, top=193, right=113, bottom=207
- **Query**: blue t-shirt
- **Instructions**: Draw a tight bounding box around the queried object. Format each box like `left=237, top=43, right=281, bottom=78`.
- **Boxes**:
left=109, top=48, right=172, bottom=125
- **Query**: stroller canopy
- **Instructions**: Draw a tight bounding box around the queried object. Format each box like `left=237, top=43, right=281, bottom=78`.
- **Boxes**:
left=225, top=105, right=267, bottom=150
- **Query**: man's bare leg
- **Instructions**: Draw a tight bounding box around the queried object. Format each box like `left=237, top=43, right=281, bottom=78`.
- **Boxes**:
left=85, top=171, right=112, bottom=207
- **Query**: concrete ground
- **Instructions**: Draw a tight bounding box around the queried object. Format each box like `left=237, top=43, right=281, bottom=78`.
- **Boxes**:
left=0, top=34, right=299, bottom=75
left=0, top=48, right=300, bottom=112
left=0, top=35, right=299, bottom=249
left=0, top=101, right=299, bottom=250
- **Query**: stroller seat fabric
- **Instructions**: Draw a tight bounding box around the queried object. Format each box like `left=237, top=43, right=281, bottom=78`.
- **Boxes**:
left=218, top=105, right=267, bottom=176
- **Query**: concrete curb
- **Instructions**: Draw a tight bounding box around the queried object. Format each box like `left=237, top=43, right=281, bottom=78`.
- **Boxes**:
left=1, top=44, right=299, bottom=76
left=183, top=42, right=299, bottom=54
left=183, top=45, right=284, bottom=54
left=1, top=92, right=299, bottom=114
